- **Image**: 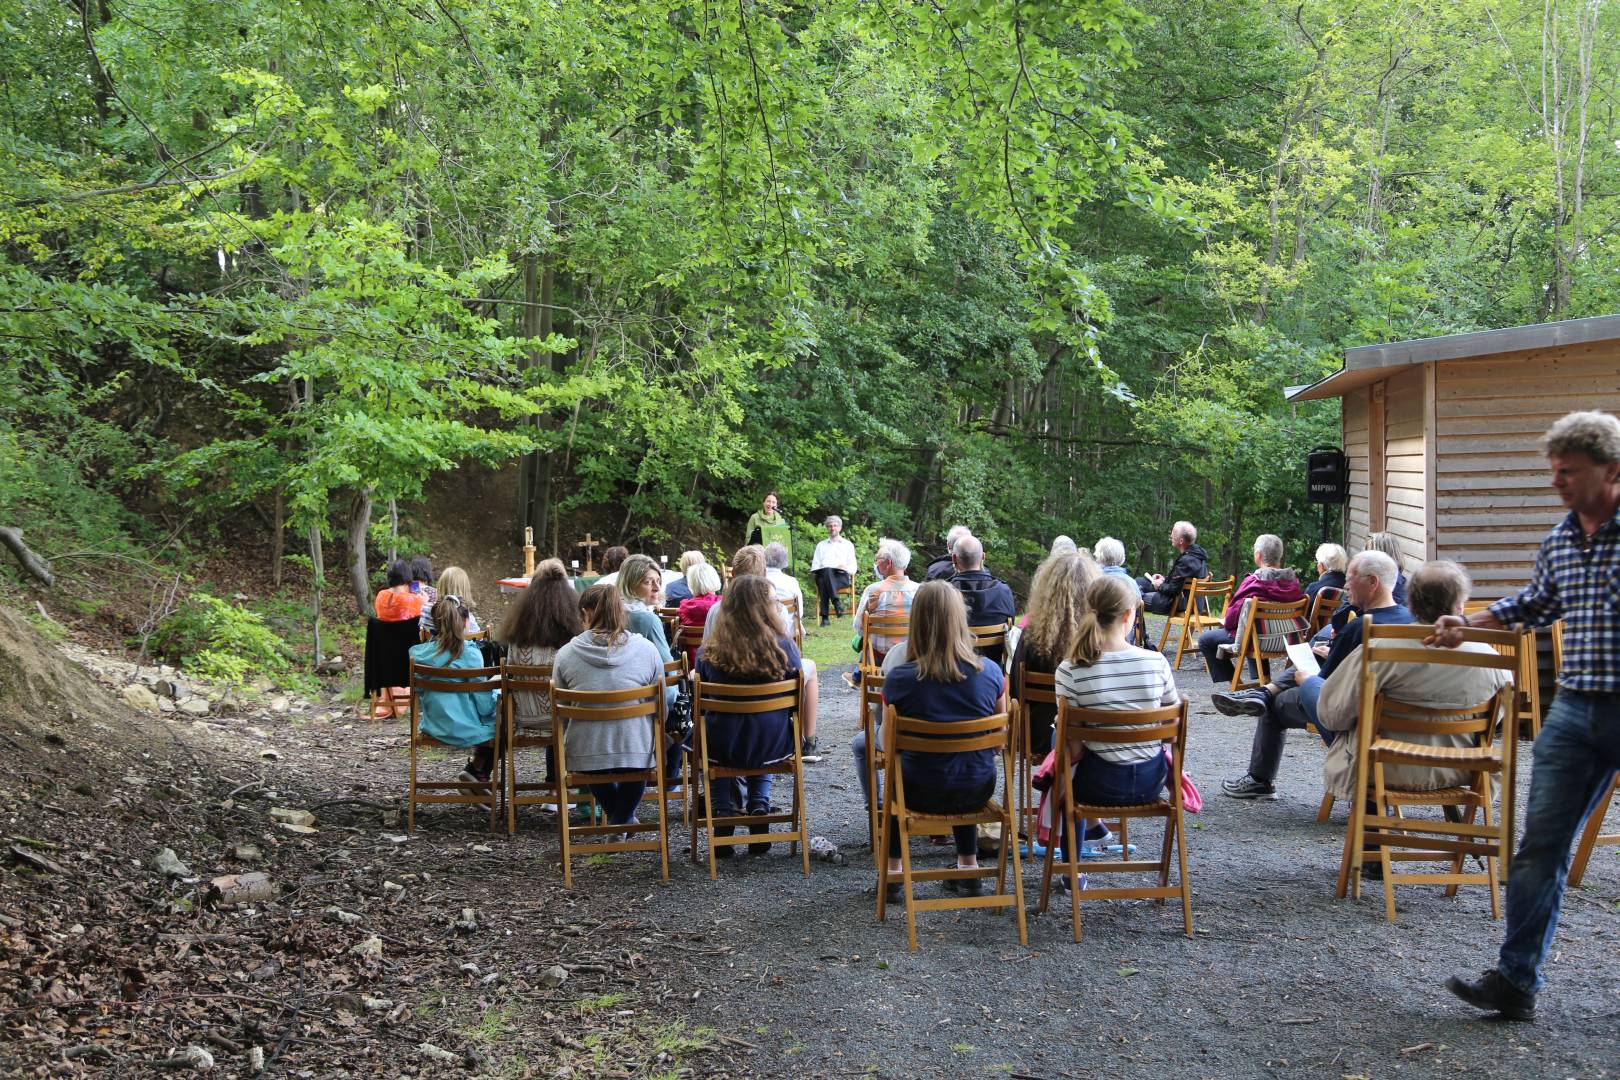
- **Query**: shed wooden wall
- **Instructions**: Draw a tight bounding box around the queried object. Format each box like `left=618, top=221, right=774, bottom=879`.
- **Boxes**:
left=1382, top=365, right=1428, bottom=571
left=1431, top=340, right=1620, bottom=598
left=1344, top=391, right=1370, bottom=552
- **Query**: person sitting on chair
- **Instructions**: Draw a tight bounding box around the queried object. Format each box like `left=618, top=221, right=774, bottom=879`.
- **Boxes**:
left=695, top=575, right=804, bottom=858
left=923, top=525, right=973, bottom=582
left=552, top=585, right=666, bottom=828
left=1216, top=549, right=1413, bottom=800
left=419, top=565, right=483, bottom=638
left=409, top=595, right=499, bottom=785
left=1314, top=560, right=1511, bottom=845
left=677, top=563, right=722, bottom=667
left=1093, top=537, right=1138, bottom=595
left=1010, top=551, right=1099, bottom=759
left=879, top=581, right=1007, bottom=903
left=763, top=541, right=806, bottom=641
left=1324, top=532, right=1408, bottom=636
left=409, top=555, right=438, bottom=607
left=376, top=559, right=426, bottom=623
left=499, top=559, right=582, bottom=735
left=852, top=538, right=919, bottom=666
left=663, top=551, right=706, bottom=604
left=811, top=516, right=858, bottom=626
left=1197, top=533, right=1303, bottom=685
left=1305, top=543, right=1348, bottom=602
left=617, top=553, right=677, bottom=667
left=594, top=545, right=630, bottom=589
left=1136, top=521, right=1210, bottom=615
left=948, top=535, right=1016, bottom=666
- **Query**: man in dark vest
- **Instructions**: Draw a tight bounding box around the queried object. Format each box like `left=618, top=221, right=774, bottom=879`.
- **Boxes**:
left=1137, top=520, right=1210, bottom=615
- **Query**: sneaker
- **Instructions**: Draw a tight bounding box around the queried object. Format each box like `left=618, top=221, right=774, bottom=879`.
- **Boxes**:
left=1446, top=969, right=1536, bottom=1022
left=943, top=876, right=984, bottom=898
left=1051, top=872, right=1087, bottom=892
left=841, top=671, right=859, bottom=691
left=1212, top=688, right=1272, bottom=717
left=800, top=737, right=822, bottom=763
left=1220, top=775, right=1278, bottom=800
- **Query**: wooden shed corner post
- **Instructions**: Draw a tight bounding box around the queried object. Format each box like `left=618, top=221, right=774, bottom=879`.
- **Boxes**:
left=1424, top=362, right=1438, bottom=562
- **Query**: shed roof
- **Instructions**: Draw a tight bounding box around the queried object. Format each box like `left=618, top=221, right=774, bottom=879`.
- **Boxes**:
left=1286, top=313, right=1620, bottom=402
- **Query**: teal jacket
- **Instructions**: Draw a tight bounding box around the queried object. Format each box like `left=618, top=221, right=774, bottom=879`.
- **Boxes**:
left=409, top=640, right=497, bottom=749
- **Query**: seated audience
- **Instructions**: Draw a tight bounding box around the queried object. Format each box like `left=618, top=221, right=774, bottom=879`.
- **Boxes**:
left=947, top=535, right=1016, bottom=664
left=695, top=576, right=805, bottom=857
left=1327, top=532, right=1408, bottom=633
left=410, top=555, right=438, bottom=607
left=1009, top=552, right=1099, bottom=759
left=923, top=524, right=973, bottom=582
left=1094, top=537, right=1137, bottom=594
left=1315, top=561, right=1511, bottom=822
left=616, top=554, right=677, bottom=668
left=1305, top=543, right=1348, bottom=602
left=1217, top=550, right=1412, bottom=800
left=677, top=563, right=722, bottom=667
left=553, top=585, right=666, bottom=827
left=595, top=545, right=630, bottom=588
left=375, top=560, right=426, bottom=622
left=419, top=565, right=483, bottom=637
left=663, top=550, right=706, bottom=605
left=880, top=581, right=1007, bottom=902
left=811, top=516, right=858, bottom=625
left=848, top=538, right=921, bottom=806
left=763, top=541, right=806, bottom=639
left=409, top=596, right=499, bottom=783
left=1055, top=575, right=1180, bottom=851
left=500, top=559, right=583, bottom=728
left=1136, top=521, right=1211, bottom=615
left=1198, top=534, right=1303, bottom=684
left=706, top=546, right=820, bottom=758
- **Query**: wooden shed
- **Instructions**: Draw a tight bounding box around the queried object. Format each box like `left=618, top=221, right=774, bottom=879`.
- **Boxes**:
left=1287, top=314, right=1620, bottom=598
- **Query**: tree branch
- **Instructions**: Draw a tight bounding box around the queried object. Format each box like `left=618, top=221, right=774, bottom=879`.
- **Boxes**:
left=0, top=528, right=54, bottom=586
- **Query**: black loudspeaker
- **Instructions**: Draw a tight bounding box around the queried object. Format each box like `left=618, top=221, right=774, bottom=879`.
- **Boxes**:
left=1307, top=446, right=1348, bottom=504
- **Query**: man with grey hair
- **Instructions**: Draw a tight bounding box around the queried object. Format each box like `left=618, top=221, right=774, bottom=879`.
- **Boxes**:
left=1198, top=533, right=1304, bottom=684
left=924, top=524, right=975, bottom=582
left=1218, top=549, right=1413, bottom=799
left=1435, top=410, right=1620, bottom=1022
left=1137, top=520, right=1210, bottom=614
left=810, top=516, right=857, bottom=626
left=762, top=541, right=806, bottom=639
left=947, top=534, right=1016, bottom=665
left=1306, top=542, right=1349, bottom=603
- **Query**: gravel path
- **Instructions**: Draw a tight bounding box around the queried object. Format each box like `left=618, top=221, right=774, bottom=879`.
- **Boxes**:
left=594, top=651, right=1620, bottom=1080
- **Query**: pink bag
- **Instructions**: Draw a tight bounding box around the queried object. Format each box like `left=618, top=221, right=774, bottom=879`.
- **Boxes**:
left=1165, top=745, right=1202, bottom=813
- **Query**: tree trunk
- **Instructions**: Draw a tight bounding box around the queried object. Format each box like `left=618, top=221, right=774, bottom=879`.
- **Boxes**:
left=271, top=490, right=284, bottom=588
left=0, top=527, right=54, bottom=586
left=308, top=522, right=325, bottom=667
left=346, top=487, right=374, bottom=617
left=386, top=497, right=398, bottom=564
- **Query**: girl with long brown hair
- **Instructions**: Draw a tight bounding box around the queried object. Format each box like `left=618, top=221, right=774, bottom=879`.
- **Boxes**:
left=695, top=575, right=803, bottom=856
left=408, top=595, right=499, bottom=783
left=1010, top=552, right=1100, bottom=757
left=499, top=559, right=583, bottom=731
left=879, top=581, right=1006, bottom=902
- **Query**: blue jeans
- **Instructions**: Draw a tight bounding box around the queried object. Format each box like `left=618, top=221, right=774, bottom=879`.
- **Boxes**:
left=1497, top=689, right=1620, bottom=993
left=1071, top=751, right=1169, bottom=806
left=585, top=774, right=647, bottom=825
left=710, top=773, right=774, bottom=816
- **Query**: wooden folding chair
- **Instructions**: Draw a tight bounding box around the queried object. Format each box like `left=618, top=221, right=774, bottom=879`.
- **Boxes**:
left=1224, top=597, right=1309, bottom=691
left=1336, top=624, right=1520, bottom=921
left=1160, top=576, right=1234, bottom=670
left=1039, top=700, right=1192, bottom=942
left=690, top=674, right=810, bottom=879
left=859, top=612, right=911, bottom=673
left=1465, top=600, right=1544, bottom=740
left=1012, top=666, right=1057, bottom=849
left=655, top=606, right=682, bottom=646
left=876, top=706, right=1026, bottom=952
left=406, top=660, right=502, bottom=833
left=833, top=573, right=857, bottom=617
left=1130, top=600, right=1149, bottom=648
left=969, top=620, right=1012, bottom=665
left=782, top=594, right=805, bottom=650
left=857, top=612, right=910, bottom=857
left=1308, top=587, right=1344, bottom=637
left=662, top=658, right=694, bottom=827
left=1569, top=771, right=1619, bottom=888
left=553, top=683, right=671, bottom=888
left=501, top=661, right=568, bottom=834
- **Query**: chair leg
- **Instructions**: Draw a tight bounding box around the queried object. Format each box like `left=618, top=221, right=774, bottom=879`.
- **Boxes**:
left=1569, top=773, right=1619, bottom=888
left=795, top=730, right=811, bottom=877
left=1316, top=792, right=1335, bottom=824
left=1174, top=807, right=1193, bottom=936
left=1007, top=807, right=1027, bottom=946
left=1480, top=797, right=1500, bottom=919
left=1375, top=766, right=1398, bottom=922
left=898, top=813, right=919, bottom=952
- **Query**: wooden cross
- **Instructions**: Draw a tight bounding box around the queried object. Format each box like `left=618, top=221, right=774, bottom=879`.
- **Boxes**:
left=576, top=532, right=600, bottom=574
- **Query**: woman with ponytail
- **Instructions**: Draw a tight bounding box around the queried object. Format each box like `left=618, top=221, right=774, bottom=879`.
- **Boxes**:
left=409, top=594, right=500, bottom=783
left=1054, top=575, right=1180, bottom=813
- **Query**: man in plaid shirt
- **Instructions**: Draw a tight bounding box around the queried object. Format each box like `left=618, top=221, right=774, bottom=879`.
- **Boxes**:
left=1433, top=411, right=1620, bottom=1022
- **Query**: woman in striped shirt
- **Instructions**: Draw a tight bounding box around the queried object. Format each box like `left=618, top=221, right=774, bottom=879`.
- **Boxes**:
left=1055, top=575, right=1180, bottom=809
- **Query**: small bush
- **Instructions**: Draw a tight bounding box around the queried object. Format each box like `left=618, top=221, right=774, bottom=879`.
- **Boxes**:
left=151, top=592, right=290, bottom=685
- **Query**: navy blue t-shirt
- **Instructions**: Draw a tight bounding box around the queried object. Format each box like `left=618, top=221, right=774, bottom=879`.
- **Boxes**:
left=695, top=637, right=801, bottom=767
left=883, top=658, right=1004, bottom=794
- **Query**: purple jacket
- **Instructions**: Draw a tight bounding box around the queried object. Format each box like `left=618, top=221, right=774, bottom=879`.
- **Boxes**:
left=1223, top=570, right=1305, bottom=634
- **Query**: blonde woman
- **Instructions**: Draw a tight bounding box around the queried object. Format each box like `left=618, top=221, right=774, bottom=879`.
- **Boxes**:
left=879, top=581, right=1007, bottom=902
left=1009, top=552, right=1100, bottom=758
left=419, top=565, right=482, bottom=638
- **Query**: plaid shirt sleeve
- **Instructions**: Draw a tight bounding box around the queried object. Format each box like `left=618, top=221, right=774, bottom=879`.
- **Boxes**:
left=1487, top=536, right=1563, bottom=629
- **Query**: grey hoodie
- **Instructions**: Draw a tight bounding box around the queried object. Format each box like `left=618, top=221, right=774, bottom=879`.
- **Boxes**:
left=553, top=631, right=668, bottom=773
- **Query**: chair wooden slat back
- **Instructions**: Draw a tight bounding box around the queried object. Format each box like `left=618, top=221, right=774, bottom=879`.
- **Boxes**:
left=969, top=621, right=1012, bottom=658
left=877, top=705, right=1025, bottom=951
left=1227, top=597, right=1310, bottom=691
left=1308, top=587, right=1344, bottom=636
left=689, top=674, right=809, bottom=879
left=1159, top=575, right=1234, bottom=670
left=860, top=668, right=888, bottom=860
left=860, top=613, right=911, bottom=673
left=551, top=683, right=670, bottom=887
left=1013, top=666, right=1058, bottom=843
left=1040, top=698, right=1192, bottom=942
left=1338, top=623, right=1520, bottom=921
left=406, top=661, right=502, bottom=833
left=1464, top=600, right=1545, bottom=738
left=656, top=607, right=681, bottom=645
left=498, top=661, right=580, bottom=836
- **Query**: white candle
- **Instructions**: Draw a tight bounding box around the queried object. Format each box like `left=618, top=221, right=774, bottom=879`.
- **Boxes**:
left=571, top=560, right=579, bottom=571
left=660, top=555, right=668, bottom=566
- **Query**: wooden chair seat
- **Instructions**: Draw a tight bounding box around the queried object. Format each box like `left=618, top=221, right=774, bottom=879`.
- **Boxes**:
left=552, top=683, right=672, bottom=887
left=406, top=661, right=502, bottom=833
left=690, top=675, right=810, bottom=879
left=877, top=707, right=1026, bottom=951
left=1337, top=624, right=1520, bottom=922
left=1040, top=700, right=1193, bottom=942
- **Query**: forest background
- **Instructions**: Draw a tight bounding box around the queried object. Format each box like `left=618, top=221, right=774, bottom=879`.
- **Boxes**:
left=2, top=0, right=1616, bottom=672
